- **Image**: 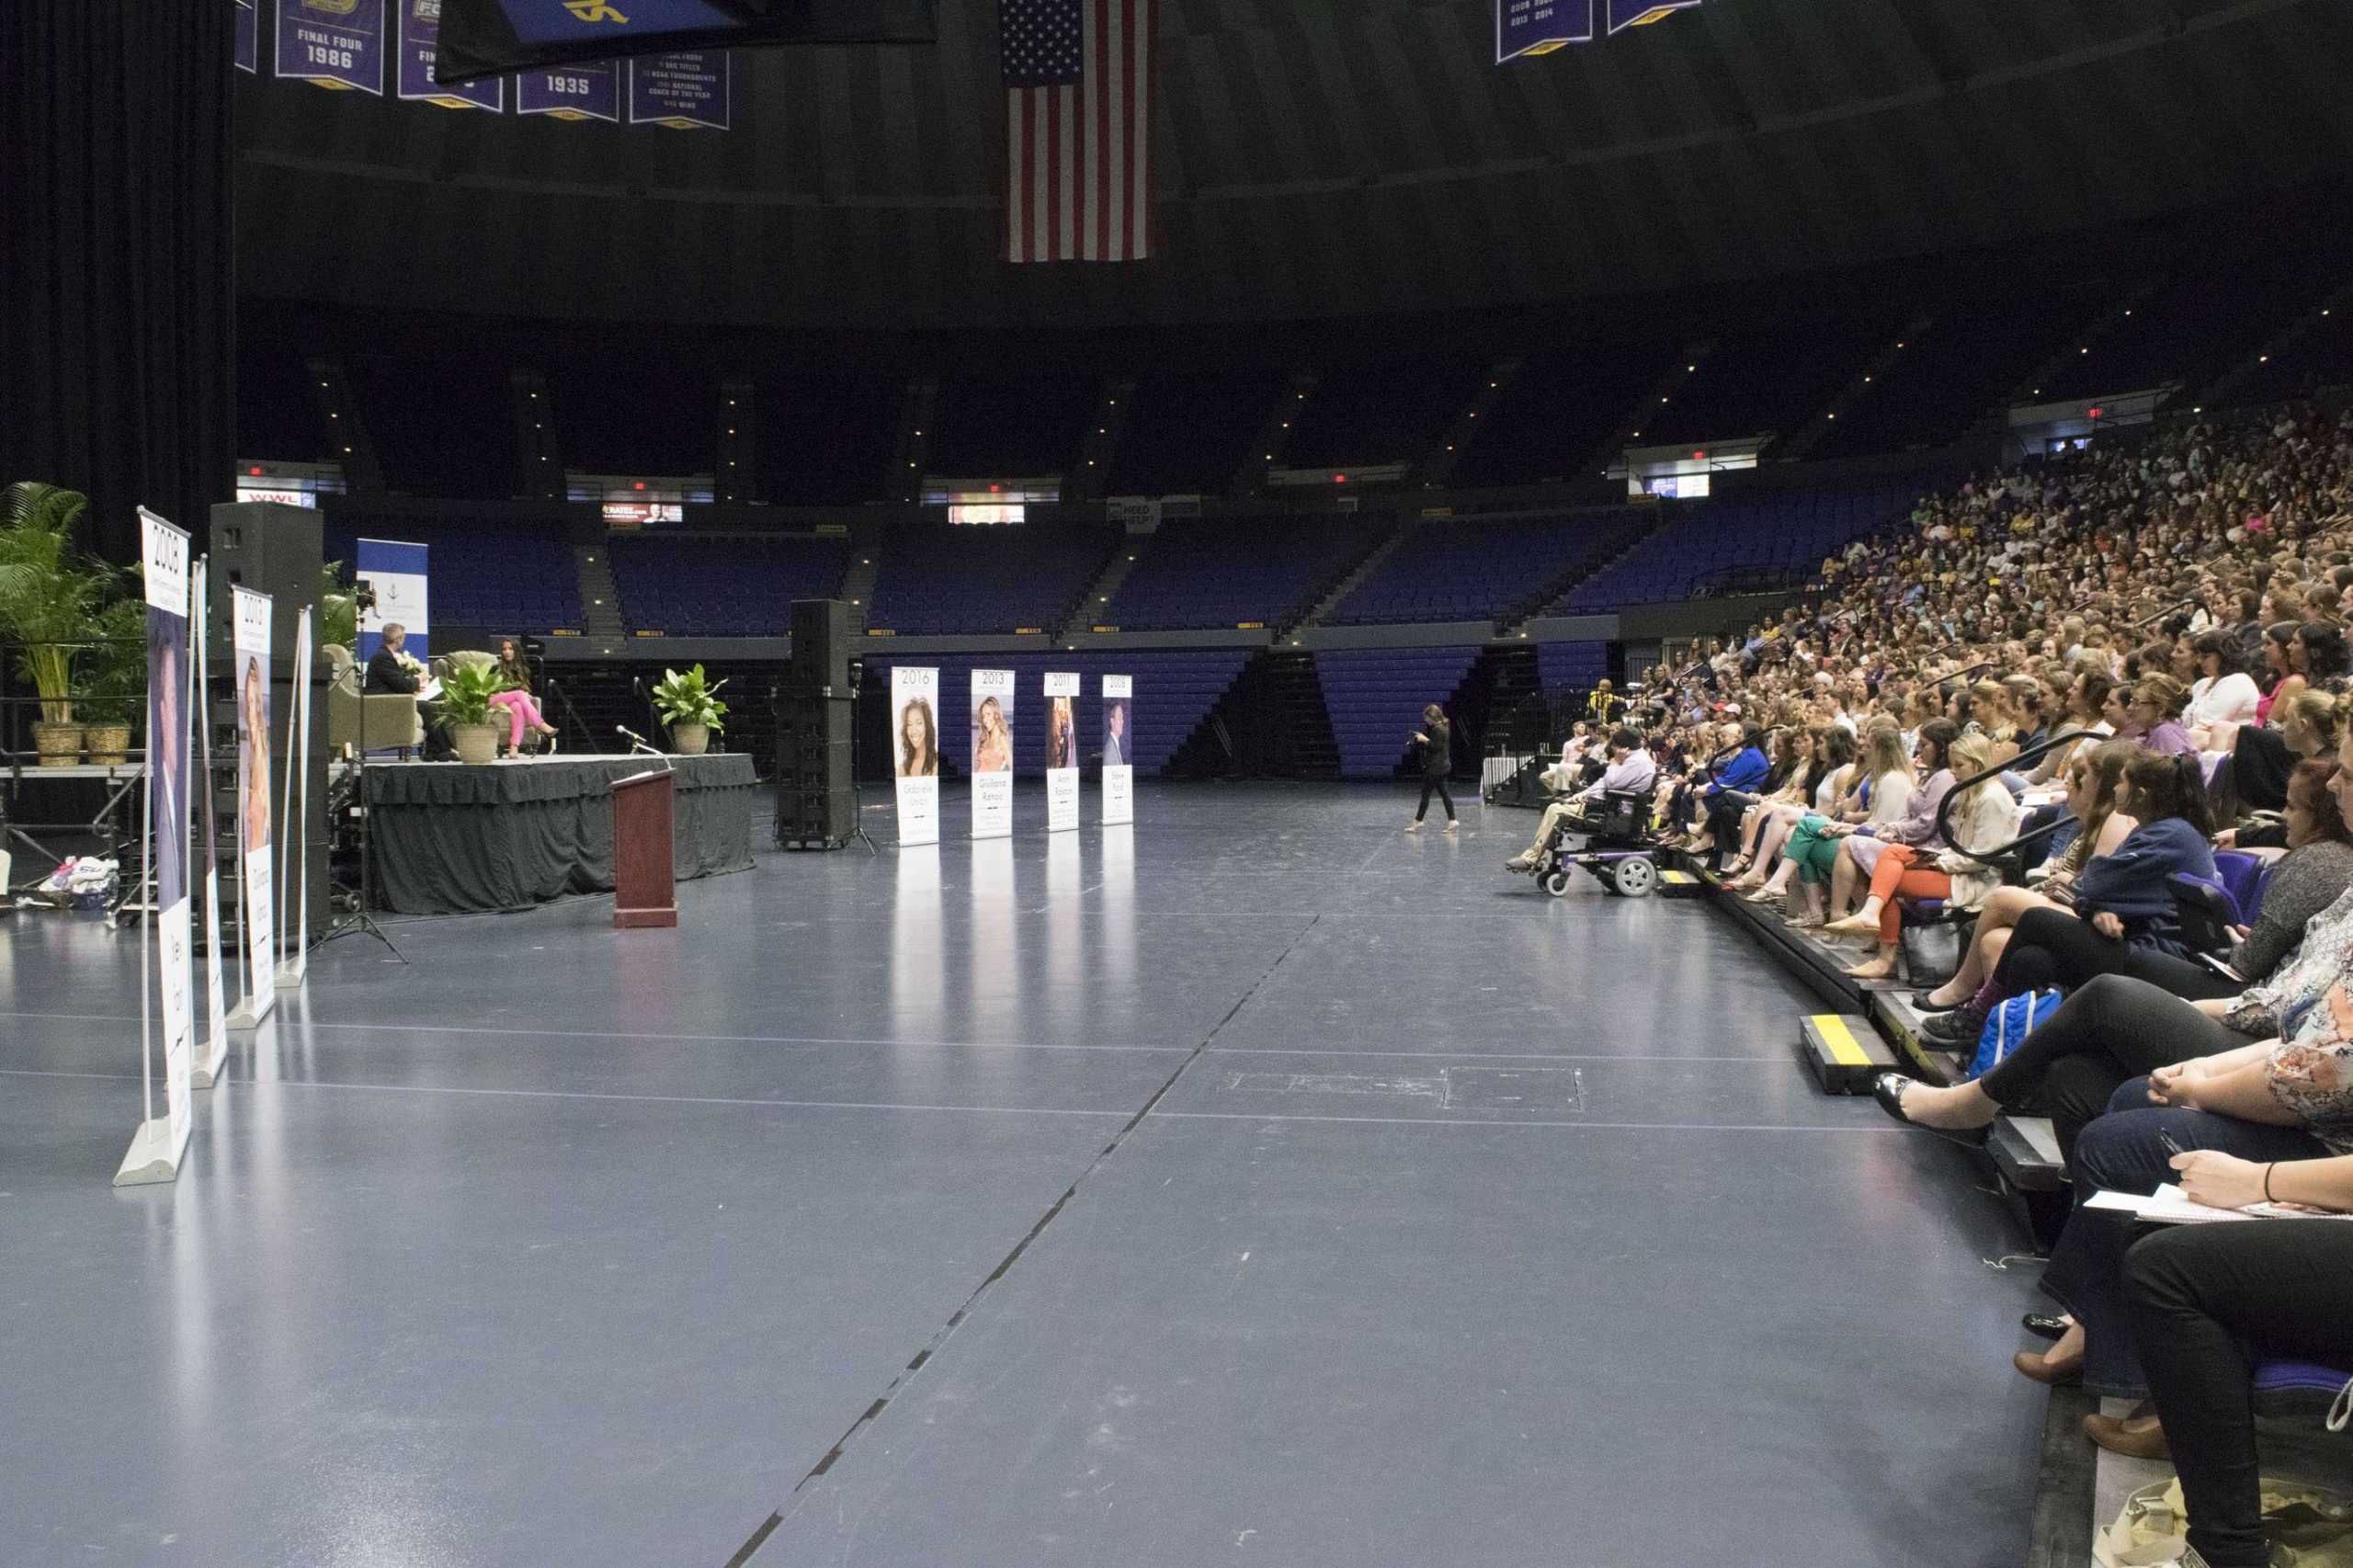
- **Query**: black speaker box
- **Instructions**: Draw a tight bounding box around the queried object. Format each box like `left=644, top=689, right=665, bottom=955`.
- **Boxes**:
left=790, top=599, right=851, bottom=692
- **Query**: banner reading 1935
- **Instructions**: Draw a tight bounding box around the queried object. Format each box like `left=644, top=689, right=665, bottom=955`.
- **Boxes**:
left=278, top=0, right=387, bottom=95
left=517, top=61, right=619, bottom=121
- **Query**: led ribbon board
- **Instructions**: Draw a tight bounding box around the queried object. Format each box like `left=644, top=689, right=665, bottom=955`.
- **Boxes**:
left=433, top=0, right=938, bottom=84
left=1497, top=0, right=1699, bottom=63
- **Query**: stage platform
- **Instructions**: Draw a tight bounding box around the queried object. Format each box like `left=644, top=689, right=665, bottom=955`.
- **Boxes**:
left=0, top=783, right=2045, bottom=1567
left=364, top=751, right=756, bottom=915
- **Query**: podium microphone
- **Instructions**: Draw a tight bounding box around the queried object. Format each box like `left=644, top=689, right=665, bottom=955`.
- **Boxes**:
left=616, top=724, right=664, bottom=761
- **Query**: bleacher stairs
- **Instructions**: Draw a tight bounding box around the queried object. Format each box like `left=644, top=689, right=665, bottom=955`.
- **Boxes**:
left=836, top=530, right=881, bottom=631
left=576, top=543, right=624, bottom=648
left=1293, top=517, right=1415, bottom=631
left=1061, top=536, right=1145, bottom=639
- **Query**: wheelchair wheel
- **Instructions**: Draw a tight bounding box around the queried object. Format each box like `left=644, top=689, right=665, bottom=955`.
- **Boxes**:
left=1610, top=858, right=1657, bottom=898
left=1541, top=869, right=1572, bottom=898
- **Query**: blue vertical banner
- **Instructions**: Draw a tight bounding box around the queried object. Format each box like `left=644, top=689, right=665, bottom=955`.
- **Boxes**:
left=235, top=0, right=259, bottom=73
left=1496, top=0, right=1593, bottom=62
left=277, top=0, right=388, bottom=94
left=355, top=538, right=431, bottom=663
left=398, top=0, right=505, bottom=108
left=516, top=62, right=620, bottom=121
left=1607, top=0, right=1700, bottom=31
left=626, top=51, right=730, bottom=130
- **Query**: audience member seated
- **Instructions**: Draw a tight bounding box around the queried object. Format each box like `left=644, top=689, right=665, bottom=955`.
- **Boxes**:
left=1824, top=731, right=2020, bottom=981
left=1505, top=727, right=1654, bottom=869
left=1721, top=725, right=1856, bottom=885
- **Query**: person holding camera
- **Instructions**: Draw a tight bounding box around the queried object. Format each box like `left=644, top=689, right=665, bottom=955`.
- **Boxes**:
left=1407, top=703, right=1458, bottom=832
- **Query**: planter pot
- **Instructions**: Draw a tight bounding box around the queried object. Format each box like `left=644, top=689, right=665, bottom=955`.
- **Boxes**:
left=32, top=722, right=84, bottom=767
left=671, top=722, right=710, bottom=756
left=451, top=722, right=501, bottom=767
left=85, top=724, right=132, bottom=766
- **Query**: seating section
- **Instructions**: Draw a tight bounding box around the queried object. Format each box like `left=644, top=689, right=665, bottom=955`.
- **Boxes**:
left=1535, top=641, right=1608, bottom=696
left=324, top=510, right=584, bottom=634
left=346, top=355, right=520, bottom=500
left=1103, top=517, right=1381, bottom=631
left=865, top=521, right=1119, bottom=635
left=1285, top=360, right=1487, bottom=468
left=1328, top=511, right=1650, bottom=626
left=1450, top=341, right=1685, bottom=488
left=1638, top=313, right=1896, bottom=449
left=867, top=650, right=1251, bottom=776
left=1559, top=486, right=1917, bottom=612
left=753, top=375, right=902, bottom=506
left=929, top=374, right=1100, bottom=479
left=1110, top=371, right=1283, bottom=496
left=608, top=532, right=852, bottom=636
left=1313, top=646, right=1483, bottom=779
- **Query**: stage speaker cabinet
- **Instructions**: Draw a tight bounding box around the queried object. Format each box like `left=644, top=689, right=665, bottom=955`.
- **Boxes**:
left=790, top=599, right=851, bottom=695
left=774, top=687, right=856, bottom=847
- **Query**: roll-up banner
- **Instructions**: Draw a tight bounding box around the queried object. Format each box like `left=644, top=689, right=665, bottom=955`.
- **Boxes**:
left=399, top=0, right=506, bottom=108
left=891, top=665, right=941, bottom=847
left=236, top=0, right=260, bottom=72
left=193, top=562, right=233, bottom=1087
left=278, top=0, right=387, bottom=94
left=628, top=51, right=730, bottom=129
left=232, top=587, right=278, bottom=1024
left=119, top=509, right=195, bottom=1187
left=970, top=669, right=1015, bottom=840
left=516, top=62, right=620, bottom=121
left=355, top=537, right=430, bottom=661
left=1101, top=674, right=1134, bottom=826
left=1043, top=672, right=1080, bottom=833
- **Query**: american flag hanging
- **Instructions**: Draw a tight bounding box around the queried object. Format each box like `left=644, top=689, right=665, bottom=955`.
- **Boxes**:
left=1000, top=0, right=1156, bottom=264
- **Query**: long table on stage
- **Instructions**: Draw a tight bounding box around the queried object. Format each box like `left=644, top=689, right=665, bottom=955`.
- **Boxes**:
left=364, top=753, right=756, bottom=915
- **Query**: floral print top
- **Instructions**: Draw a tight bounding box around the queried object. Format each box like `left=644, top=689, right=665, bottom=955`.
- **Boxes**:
left=2226, top=884, right=2353, bottom=1039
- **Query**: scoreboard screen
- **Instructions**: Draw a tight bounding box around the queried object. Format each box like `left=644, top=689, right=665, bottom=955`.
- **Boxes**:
left=433, top=0, right=936, bottom=84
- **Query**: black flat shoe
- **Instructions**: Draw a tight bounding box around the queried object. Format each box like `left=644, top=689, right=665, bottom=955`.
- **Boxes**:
left=1919, top=1007, right=1983, bottom=1046
left=1910, top=990, right=1954, bottom=1011
left=1870, top=1074, right=1989, bottom=1148
left=2021, top=1313, right=2070, bottom=1342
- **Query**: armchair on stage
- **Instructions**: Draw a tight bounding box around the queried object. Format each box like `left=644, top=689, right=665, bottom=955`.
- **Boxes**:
left=323, top=644, right=423, bottom=757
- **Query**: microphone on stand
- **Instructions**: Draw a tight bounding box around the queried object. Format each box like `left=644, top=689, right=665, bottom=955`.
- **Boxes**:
left=617, top=724, right=661, bottom=757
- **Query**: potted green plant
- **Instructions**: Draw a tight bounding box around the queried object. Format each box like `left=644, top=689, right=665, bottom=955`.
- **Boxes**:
left=0, top=482, right=118, bottom=765
left=652, top=665, right=727, bottom=756
left=319, top=562, right=359, bottom=652
left=79, top=597, right=148, bottom=766
left=436, top=659, right=511, bottom=766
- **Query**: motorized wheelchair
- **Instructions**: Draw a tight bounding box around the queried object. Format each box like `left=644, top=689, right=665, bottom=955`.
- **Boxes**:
left=1507, top=788, right=1665, bottom=898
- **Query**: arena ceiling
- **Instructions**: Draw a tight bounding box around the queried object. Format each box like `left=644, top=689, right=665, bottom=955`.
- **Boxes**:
left=236, top=0, right=2353, bottom=330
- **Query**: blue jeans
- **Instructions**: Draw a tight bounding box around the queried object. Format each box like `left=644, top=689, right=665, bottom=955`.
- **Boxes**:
left=2040, top=1075, right=2327, bottom=1397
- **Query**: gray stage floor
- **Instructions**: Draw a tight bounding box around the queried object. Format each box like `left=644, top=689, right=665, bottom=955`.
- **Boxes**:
left=0, top=784, right=2048, bottom=1566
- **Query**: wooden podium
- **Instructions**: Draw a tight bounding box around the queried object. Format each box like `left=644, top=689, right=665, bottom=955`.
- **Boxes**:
left=612, top=768, right=677, bottom=928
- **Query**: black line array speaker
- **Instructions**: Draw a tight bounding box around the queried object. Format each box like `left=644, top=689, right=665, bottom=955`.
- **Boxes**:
left=774, top=689, right=855, bottom=848
left=790, top=598, right=851, bottom=694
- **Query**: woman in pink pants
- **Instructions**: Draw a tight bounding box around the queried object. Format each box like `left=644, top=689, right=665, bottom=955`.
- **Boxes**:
left=490, top=639, right=557, bottom=756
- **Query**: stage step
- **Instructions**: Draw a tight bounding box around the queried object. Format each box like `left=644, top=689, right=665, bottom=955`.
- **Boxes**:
left=1657, top=866, right=1702, bottom=897
left=1799, top=1013, right=1893, bottom=1095
left=1992, top=1115, right=2069, bottom=1193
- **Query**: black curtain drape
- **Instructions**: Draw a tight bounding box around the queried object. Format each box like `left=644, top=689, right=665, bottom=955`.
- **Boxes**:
left=1, top=3, right=233, bottom=562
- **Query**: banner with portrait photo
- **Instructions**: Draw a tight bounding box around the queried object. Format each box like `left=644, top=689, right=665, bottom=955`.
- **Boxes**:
left=233, top=587, right=278, bottom=1019
left=890, top=665, right=940, bottom=847
left=193, top=565, right=230, bottom=1084
left=139, top=510, right=196, bottom=1170
left=1101, top=674, right=1134, bottom=825
left=1043, top=672, right=1080, bottom=833
left=970, top=669, right=1015, bottom=840
left=277, top=0, right=387, bottom=95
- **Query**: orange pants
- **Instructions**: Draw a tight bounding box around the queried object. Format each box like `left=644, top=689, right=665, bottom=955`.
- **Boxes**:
left=1869, top=843, right=1950, bottom=945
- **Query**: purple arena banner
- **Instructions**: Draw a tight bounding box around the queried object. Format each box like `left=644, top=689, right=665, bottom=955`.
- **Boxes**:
left=627, top=51, right=730, bottom=131
left=1495, top=0, right=1593, bottom=62
left=398, top=0, right=505, bottom=109
left=236, top=0, right=259, bottom=73
left=278, top=0, right=387, bottom=95
left=516, top=62, right=620, bottom=122
left=1607, top=0, right=1701, bottom=31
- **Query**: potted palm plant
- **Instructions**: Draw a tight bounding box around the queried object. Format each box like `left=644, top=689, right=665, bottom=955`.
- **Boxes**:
left=652, top=665, right=727, bottom=756
left=0, top=482, right=116, bottom=765
left=436, top=660, right=510, bottom=766
left=79, top=597, right=147, bottom=766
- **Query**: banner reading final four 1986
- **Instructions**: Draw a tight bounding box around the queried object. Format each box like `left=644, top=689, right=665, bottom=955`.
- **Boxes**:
left=970, top=669, right=1015, bottom=840
left=1044, top=672, right=1080, bottom=833
left=1101, top=674, right=1133, bottom=825
left=891, top=666, right=940, bottom=847
left=233, top=587, right=278, bottom=1019
left=278, top=0, right=387, bottom=95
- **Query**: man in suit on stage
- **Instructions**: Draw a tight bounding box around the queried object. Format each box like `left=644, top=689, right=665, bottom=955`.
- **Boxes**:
left=366, top=623, right=449, bottom=758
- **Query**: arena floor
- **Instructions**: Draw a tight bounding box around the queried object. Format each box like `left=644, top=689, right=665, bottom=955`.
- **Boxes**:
left=2, top=783, right=2050, bottom=1566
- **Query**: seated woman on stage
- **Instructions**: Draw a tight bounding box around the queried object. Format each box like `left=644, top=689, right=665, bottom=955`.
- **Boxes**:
left=487, top=638, right=557, bottom=756
left=1911, top=740, right=2137, bottom=1011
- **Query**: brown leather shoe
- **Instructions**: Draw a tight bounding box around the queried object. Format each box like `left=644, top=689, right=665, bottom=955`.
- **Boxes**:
left=2084, top=1411, right=2169, bottom=1460
left=2013, top=1347, right=2084, bottom=1386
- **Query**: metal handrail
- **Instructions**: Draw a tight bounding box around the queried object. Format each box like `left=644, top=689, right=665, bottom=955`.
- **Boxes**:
left=1931, top=726, right=2100, bottom=870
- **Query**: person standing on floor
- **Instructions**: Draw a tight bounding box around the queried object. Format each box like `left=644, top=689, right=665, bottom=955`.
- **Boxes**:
left=1409, top=703, right=1458, bottom=832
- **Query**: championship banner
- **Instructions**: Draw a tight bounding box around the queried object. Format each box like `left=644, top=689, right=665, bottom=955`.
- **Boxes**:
left=237, top=0, right=260, bottom=73
left=193, top=562, right=233, bottom=1086
left=970, top=669, right=1015, bottom=840
left=890, top=665, right=940, bottom=847
left=278, top=0, right=388, bottom=95
left=1101, top=674, right=1133, bottom=825
left=627, top=51, right=730, bottom=129
left=399, top=0, right=506, bottom=108
left=516, top=62, right=620, bottom=121
left=1043, top=672, right=1079, bottom=833
left=1495, top=0, right=1592, bottom=62
left=233, top=587, right=278, bottom=1022
left=119, top=509, right=195, bottom=1186
left=355, top=537, right=429, bottom=661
